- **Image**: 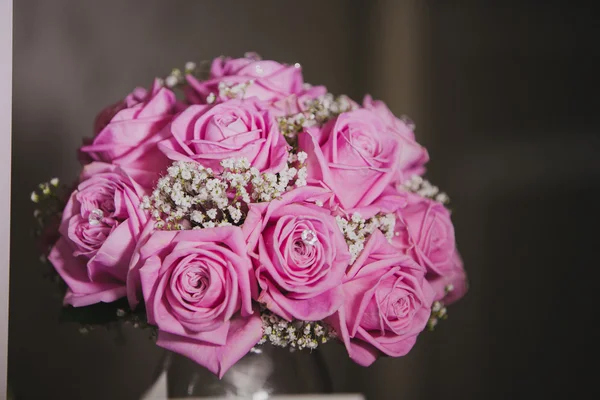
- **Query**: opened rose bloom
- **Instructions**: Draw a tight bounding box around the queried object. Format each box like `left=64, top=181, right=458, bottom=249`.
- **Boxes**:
left=362, top=189, right=468, bottom=304
left=158, top=98, right=289, bottom=173
left=185, top=55, right=315, bottom=106
left=79, top=79, right=179, bottom=175
left=427, top=250, right=468, bottom=305
left=47, top=162, right=152, bottom=307
left=362, top=95, right=428, bottom=179
left=299, top=108, right=426, bottom=210
left=393, top=192, right=457, bottom=275
left=329, top=230, right=435, bottom=366
left=243, top=187, right=350, bottom=321
left=135, top=227, right=261, bottom=378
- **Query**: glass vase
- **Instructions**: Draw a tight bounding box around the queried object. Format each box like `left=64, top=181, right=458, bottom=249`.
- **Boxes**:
left=158, top=345, right=333, bottom=398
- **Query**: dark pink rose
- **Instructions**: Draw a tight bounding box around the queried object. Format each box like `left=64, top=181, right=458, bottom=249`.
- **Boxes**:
left=47, top=162, right=152, bottom=307
left=80, top=79, right=179, bottom=176
left=329, top=230, right=435, bottom=366
left=243, top=186, right=350, bottom=321
left=158, top=99, right=289, bottom=173
left=363, top=95, right=429, bottom=179
left=136, top=227, right=260, bottom=378
left=185, top=55, right=308, bottom=105
left=299, top=108, right=425, bottom=209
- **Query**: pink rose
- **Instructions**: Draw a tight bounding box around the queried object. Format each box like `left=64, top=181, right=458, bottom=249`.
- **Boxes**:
left=362, top=95, right=429, bottom=178
left=427, top=250, right=468, bottom=305
left=329, top=230, right=434, bottom=366
left=185, top=55, right=307, bottom=105
left=265, top=84, right=328, bottom=117
left=79, top=79, right=179, bottom=176
left=243, top=187, right=350, bottom=321
left=358, top=189, right=467, bottom=305
left=93, top=86, right=148, bottom=136
left=393, top=192, right=457, bottom=277
left=47, top=162, right=152, bottom=307
left=299, top=108, right=424, bottom=209
left=158, top=99, right=289, bottom=173
left=136, top=227, right=260, bottom=378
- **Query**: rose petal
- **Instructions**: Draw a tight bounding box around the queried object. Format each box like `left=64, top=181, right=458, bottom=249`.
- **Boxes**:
left=156, top=313, right=263, bottom=379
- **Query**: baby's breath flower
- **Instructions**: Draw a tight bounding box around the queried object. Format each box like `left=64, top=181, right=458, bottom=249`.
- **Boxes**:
left=144, top=155, right=308, bottom=231
left=257, top=308, right=335, bottom=352
left=401, top=175, right=450, bottom=205
left=428, top=300, right=449, bottom=331
left=296, top=151, right=308, bottom=164
left=218, top=80, right=254, bottom=100
left=184, top=61, right=196, bottom=72
left=276, top=93, right=356, bottom=147
left=337, top=212, right=396, bottom=264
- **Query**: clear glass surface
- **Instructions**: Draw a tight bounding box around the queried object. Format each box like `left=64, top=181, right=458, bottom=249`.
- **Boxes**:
left=158, top=345, right=333, bottom=398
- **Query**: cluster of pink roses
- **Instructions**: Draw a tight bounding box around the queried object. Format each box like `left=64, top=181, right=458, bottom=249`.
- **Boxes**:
left=47, top=54, right=467, bottom=377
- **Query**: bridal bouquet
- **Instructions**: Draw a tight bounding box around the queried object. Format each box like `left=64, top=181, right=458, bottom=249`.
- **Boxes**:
left=32, top=53, right=467, bottom=377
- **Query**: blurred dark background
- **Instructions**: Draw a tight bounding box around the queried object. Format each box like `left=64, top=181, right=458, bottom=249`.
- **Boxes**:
left=9, top=1, right=600, bottom=399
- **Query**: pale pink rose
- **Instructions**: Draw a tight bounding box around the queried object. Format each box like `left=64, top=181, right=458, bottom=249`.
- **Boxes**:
left=299, top=108, right=425, bottom=209
left=328, top=230, right=435, bottom=366
left=79, top=79, right=179, bottom=176
left=243, top=186, right=350, bottom=321
left=137, top=227, right=260, bottom=378
left=363, top=95, right=429, bottom=179
left=47, top=162, right=152, bottom=307
left=184, top=55, right=311, bottom=105
left=158, top=99, right=289, bottom=173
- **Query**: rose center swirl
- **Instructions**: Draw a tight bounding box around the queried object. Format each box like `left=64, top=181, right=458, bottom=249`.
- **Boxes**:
left=393, top=296, right=411, bottom=319
left=178, top=266, right=210, bottom=303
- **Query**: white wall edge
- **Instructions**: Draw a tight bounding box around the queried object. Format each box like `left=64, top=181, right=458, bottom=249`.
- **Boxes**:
left=0, top=0, right=13, bottom=397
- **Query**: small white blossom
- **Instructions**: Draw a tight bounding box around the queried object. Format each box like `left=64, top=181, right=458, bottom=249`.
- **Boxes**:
left=220, top=158, right=235, bottom=170
left=191, top=210, right=204, bottom=223
left=180, top=169, right=192, bottom=180
left=258, top=308, right=335, bottom=352
left=297, top=151, right=308, bottom=164
left=167, top=165, right=180, bottom=177
left=206, top=209, right=217, bottom=219
left=401, top=175, right=450, bottom=205
left=165, top=75, right=179, bottom=88
left=185, top=61, right=196, bottom=71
